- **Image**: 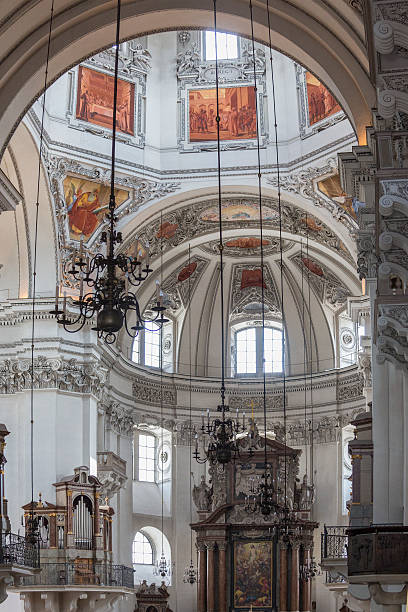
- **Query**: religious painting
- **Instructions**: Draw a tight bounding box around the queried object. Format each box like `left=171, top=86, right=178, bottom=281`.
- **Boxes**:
left=63, top=175, right=129, bottom=242
left=178, top=261, right=197, bottom=283
left=157, top=221, right=179, bottom=240
left=306, top=72, right=341, bottom=126
left=317, top=174, right=356, bottom=219
left=302, top=257, right=324, bottom=277
left=200, top=201, right=278, bottom=223
left=225, top=237, right=270, bottom=249
left=233, top=540, right=273, bottom=608
left=241, top=269, right=266, bottom=290
left=76, top=66, right=135, bottom=135
left=189, top=86, right=257, bottom=141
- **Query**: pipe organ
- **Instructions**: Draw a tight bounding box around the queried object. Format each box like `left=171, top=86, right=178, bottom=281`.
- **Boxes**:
left=22, top=466, right=114, bottom=574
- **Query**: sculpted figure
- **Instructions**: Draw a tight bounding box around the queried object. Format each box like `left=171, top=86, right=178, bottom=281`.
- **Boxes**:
left=192, top=475, right=212, bottom=511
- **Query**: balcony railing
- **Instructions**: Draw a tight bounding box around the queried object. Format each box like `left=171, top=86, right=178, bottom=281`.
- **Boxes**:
left=21, top=562, right=134, bottom=589
left=321, top=525, right=348, bottom=560
left=0, top=532, right=40, bottom=569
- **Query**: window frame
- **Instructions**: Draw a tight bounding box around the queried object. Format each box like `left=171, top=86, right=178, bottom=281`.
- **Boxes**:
left=203, top=31, right=239, bottom=62
left=132, top=530, right=155, bottom=566
left=135, top=431, right=157, bottom=483
left=233, top=324, right=283, bottom=378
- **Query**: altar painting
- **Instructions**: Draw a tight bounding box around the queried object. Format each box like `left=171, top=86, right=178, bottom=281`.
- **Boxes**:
left=200, top=201, right=278, bottom=222
left=306, top=72, right=341, bottom=126
left=63, top=175, right=129, bottom=242
left=189, top=86, right=257, bottom=141
left=76, top=66, right=135, bottom=135
left=233, top=541, right=273, bottom=608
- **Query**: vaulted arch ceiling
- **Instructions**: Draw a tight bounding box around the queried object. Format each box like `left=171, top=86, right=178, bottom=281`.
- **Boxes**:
left=0, top=0, right=374, bottom=156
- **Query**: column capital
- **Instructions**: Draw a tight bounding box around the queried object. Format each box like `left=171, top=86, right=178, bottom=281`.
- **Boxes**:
left=218, top=541, right=227, bottom=552
left=205, top=541, right=217, bottom=552
left=196, top=541, right=207, bottom=553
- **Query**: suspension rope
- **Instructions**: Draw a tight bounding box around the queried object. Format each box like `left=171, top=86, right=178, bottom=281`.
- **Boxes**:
left=30, top=0, right=55, bottom=536
left=266, top=0, right=288, bottom=513
left=248, top=0, right=268, bottom=476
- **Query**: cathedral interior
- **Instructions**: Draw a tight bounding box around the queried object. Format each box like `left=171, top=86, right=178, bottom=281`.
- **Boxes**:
left=0, top=1, right=406, bottom=611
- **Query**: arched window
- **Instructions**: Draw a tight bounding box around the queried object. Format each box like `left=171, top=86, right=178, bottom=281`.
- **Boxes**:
left=131, top=322, right=173, bottom=370
left=234, top=325, right=283, bottom=376
left=144, top=325, right=160, bottom=368
left=204, top=31, right=238, bottom=61
left=132, top=531, right=154, bottom=565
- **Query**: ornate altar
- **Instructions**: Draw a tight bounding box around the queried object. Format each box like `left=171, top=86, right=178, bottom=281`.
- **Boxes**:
left=192, top=426, right=317, bottom=612
left=135, top=580, right=172, bottom=612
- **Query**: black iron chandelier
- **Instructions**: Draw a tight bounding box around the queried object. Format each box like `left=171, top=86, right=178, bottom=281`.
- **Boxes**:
left=192, top=0, right=243, bottom=466
left=50, top=0, right=167, bottom=344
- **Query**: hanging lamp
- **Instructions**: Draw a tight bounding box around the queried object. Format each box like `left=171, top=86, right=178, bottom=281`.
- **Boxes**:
left=26, top=0, right=55, bottom=545
left=49, top=0, right=167, bottom=344
left=183, top=245, right=197, bottom=585
left=193, top=0, right=243, bottom=466
left=243, top=0, right=274, bottom=517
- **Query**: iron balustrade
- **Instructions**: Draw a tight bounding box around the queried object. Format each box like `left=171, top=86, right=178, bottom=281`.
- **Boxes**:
left=0, top=532, right=40, bottom=568
left=321, top=525, right=348, bottom=560
left=21, top=562, right=134, bottom=588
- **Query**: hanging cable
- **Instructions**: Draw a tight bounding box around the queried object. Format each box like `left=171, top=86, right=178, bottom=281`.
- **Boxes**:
left=266, top=0, right=288, bottom=519
left=249, top=0, right=272, bottom=516
left=305, top=217, right=315, bottom=489
left=213, top=0, right=226, bottom=417
left=29, top=0, right=55, bottom=542
left=184, top=244, right=197, bottom=584
left=300, top=239, right=308, bottom=483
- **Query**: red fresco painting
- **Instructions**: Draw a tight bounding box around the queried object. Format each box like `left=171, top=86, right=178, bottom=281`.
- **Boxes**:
left=76, top=66, right=135, bottom=135
left=302, top=257, right=324, bottom=277
left=225, top=237, right=270, bottom=248
left=189, top=86, right=257, bottom=141
left=306, top=71, right=341, bottom=126
left=241, top=269, right=266, bottom=290
left=157, top=221, right=179, bottom=240
left=178, top=262, right=197, bottom=282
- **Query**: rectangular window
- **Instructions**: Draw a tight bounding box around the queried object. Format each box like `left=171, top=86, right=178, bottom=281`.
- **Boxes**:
left=145, top=327, right=160, bottom=368
left=264, top=328, right=283, bottom=373
left=236, top=328, right=257, bottom=374
left=205, top=31, right=238, bottom=61
left=138, top=434, right=156, bottom=482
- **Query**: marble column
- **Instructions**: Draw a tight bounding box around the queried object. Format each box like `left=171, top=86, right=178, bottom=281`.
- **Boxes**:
left=280, top=542, right=288, bottom=612
left=218, top=542, right=227, bottom=612
left=290, top=543, right=300, bottom=612
left=207, top=542, right=216, bottom=612
left=198, top=543, right=207, bottom=612
left=300, top=548, right=311, bottom=612
left=49, top=513, right=57, bottom=549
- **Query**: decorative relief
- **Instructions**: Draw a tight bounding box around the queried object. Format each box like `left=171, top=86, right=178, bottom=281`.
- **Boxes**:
left=230, top=263, right=281, bottom=321
left=358, top=352, right=372, bottom=387
left=336, top=373, right=364, bottom=401
left=132, top=378, right=176, bottom=406
left=176, top=31, right=268, bottom=153
left=104, top=401, right=134, bottom=436
left=229, top=393, right=284, bottom=412
left=147, top=255, right=209, bottom=314
left=44, top=154, right=180, bottom=288
left=129, top=195, right=353, bottom=265
left=66, top=40, right=151, bottom=147
left=291, top=253, right=352, bottom=308
left=0, top=356, right=107, bottom=396
left=200, top=237, right=293, bottom=258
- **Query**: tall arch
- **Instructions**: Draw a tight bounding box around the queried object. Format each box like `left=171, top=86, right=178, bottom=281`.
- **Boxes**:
left=0, top=0, right=374, bottom=156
